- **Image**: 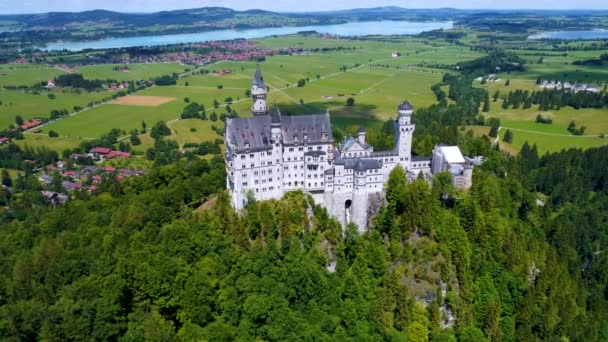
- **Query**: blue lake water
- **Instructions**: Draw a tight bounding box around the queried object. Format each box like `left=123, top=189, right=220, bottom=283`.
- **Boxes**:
left=43, top=20, right=453, bottom=51
left=528, top=29, right=608, bottom=40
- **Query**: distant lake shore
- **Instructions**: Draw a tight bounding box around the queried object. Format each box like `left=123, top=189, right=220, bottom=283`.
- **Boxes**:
left=528, top=29, right=608, bottom=40
left=42, top=20, right=454, bottom=51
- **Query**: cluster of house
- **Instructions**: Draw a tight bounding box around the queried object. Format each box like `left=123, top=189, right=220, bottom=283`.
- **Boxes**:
left=538, top=80, right=601, bottom=93
left=39, top=161, right=146, bottom=204
left=475, top=74, right=502, bottom=83
left=107, top=81, right=131, bottom=91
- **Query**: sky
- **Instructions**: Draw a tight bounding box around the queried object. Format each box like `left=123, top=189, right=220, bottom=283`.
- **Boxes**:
left=1, top=0, right=607, bottom=15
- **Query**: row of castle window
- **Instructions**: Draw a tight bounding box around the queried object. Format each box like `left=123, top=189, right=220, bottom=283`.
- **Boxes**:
left=288, top=146, right=323, bottom=152
left=253, top=169, right=273, bottom=176
left=254, top=186, right=274, bottom=193
left=240, top=161, right=273, bottom=168
left=254, top=178, right=273, bottom=185
left=346, top=152, right=370, bottom=158
left=284, top=181, right=325, bottom=187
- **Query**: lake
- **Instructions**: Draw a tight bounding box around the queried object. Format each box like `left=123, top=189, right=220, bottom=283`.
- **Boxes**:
left=43, top=20, right=453, bottom=51
left=528, top=29, right=608, bottom=40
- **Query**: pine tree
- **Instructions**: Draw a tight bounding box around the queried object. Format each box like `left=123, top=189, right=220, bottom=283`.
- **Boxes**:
left=503, top=129, right=513, bottom=143
left=482, top=95, right=490, bottom=112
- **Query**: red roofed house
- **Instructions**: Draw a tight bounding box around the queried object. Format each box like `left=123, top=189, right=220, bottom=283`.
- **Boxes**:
left=104, top=166, right=117, bottom=173
left=0, top=137, right=9, bottom=144
left=90, top=147, right=112, bottom=155
left=106, top=151, right=131, bottom=159
left=20, top=120, right=43, bottom=130
left=62, top=171, right=77, bottom=178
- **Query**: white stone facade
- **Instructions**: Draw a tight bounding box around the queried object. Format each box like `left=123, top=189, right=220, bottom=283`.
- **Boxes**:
left=225, top=66, right=472, bottom=231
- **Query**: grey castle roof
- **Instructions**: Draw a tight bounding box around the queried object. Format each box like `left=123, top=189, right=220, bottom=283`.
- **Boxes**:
left=226, top=112, right=333, bottom=152
left=280, top=113, right=332, bottom=146
left=253, top=64, right=265, bottom=88
left=271, top=104, right=281, bottom=124
left=336, top=158, right=382, bottom=171
left=398, top=100, right=413, bottom=111
left=226, top=115, right=272, bottom=152
left=358, top=126, right=366, bottom=133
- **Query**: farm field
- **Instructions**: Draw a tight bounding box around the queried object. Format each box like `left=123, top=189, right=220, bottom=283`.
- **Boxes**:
left=16, top=134, right=84, bottom=152
left=76, top=63, right=189, bottom=81
left=0, top=64, right=65, bottom=87
left=40, top=53, right=442, bottom=139
left=0, top=89, right=110, bottom=128
left=3, top=34, right=608, bottom=156
left=477, top=97, right=608, bottom=153
left=498, top=127, right=607, bottom=155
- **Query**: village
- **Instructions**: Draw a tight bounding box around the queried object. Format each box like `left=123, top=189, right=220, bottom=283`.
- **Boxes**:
left=17, top=145, right=144, bottom=206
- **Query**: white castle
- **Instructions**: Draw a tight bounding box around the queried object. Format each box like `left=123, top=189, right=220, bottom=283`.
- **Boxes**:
left=225, top=65, right=473, bottom=231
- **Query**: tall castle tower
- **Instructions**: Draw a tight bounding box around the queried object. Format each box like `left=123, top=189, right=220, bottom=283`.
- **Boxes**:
left=395, top=100, right=415, bottom=165
left=251, top=64, right=268, bottom=116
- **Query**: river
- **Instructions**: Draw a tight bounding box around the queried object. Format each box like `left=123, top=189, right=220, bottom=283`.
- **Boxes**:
left=42, top=20, right=453, bottom=51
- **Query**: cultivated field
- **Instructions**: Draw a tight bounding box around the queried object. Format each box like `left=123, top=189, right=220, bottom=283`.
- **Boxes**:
left=76, top=63, right=189, bottom=81
left=113, top=95, right=176, bottom=106
left=5, top=33, right=608, bottom=155
left=0, top=64, right=65, bottom=87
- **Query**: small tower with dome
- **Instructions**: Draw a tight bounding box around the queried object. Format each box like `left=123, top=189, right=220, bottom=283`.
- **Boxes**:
left=251, top=64, right=268, bottom=116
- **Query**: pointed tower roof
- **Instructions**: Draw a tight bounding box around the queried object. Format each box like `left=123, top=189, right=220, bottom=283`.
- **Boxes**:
left=253, top=64, right=265, bottom=88
left=271, top=103, right=282, bottom=125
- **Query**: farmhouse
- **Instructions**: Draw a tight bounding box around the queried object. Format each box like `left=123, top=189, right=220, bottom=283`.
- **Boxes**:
left=225, top=65, right=474, bottom=231
left=20, top=120, right=43, bottom=131
left=89, top=147, right=130, bottom=160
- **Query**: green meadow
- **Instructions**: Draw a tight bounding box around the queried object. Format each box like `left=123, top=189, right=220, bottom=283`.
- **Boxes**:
left=0, top=64, right=65, bottom=87
left=5, top=34, right=608, bottom=155
left=0, top=89, right=110, bottom=128
left=76, top=63, right=189, bottom=81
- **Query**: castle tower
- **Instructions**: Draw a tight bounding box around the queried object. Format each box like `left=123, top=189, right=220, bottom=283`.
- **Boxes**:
left=395, top=100, right=415, bottom=165
left=358, top=126, right=366, bottom=145
left=251, top=64, right=268, bottom=116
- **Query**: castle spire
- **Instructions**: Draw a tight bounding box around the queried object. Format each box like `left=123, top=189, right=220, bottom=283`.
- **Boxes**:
left=251, top=64, right=268, bottom=116
left=253, top=64, right=265, bottom=88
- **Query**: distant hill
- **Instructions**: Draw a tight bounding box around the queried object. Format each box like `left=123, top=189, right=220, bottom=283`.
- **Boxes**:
left=1, top=6, right=608, bottom=47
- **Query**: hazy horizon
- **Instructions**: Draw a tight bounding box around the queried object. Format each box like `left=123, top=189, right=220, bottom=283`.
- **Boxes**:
left=1, top=0, right=607, bottom=15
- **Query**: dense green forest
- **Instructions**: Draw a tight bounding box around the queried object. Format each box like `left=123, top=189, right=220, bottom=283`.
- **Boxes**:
left=0, top=139, right=607, bottom=340
left=1, top=47, right=608, bottom=340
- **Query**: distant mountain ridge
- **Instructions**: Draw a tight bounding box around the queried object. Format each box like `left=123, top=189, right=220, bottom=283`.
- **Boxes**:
left=1, top=6, right=608, bottom=47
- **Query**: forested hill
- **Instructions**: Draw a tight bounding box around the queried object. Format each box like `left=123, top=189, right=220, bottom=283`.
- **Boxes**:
left=0, top=141, right=607, bottom=339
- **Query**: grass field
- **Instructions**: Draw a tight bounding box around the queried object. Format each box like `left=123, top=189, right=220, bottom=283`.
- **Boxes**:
left=16, top=134, right=85, bottom=152
left=0, top=64, right=66, bottom=87
left=4, top=34, right=608, bottom=156
left=41, top=53, right=442, bottom=139
left=0, top=89, right=110, bottom=129
left=76, top=63, right=189, bottom=81
left=476, top=98, right=608, bottom=154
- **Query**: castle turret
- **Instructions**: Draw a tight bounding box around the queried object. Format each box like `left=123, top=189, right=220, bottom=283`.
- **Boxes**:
left=252, top=64, right=268, bottom=116
left=357, top=126, right=366, bottom=145
left=395, top=100, right=415, bottom=165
